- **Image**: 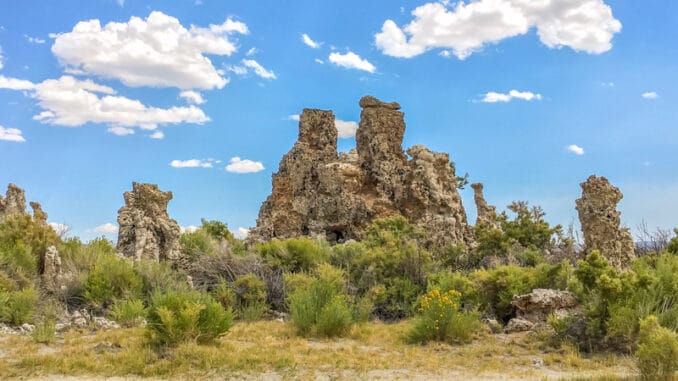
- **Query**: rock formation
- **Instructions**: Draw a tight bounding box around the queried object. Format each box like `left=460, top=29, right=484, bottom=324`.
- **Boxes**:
left=30, top=201, right=47, bottom=224
left=0, top=183, right=27, bottom=219
left=249, top=96, right=473, bottom=249
left=42, top=245, right=65, bottom=293
left=471, top=182, right=498, bottom=227
left=116, top=182, right=182, bottom=265
left=575, top=175, right=635, bottom=271
left=505, top=289, right=579, bottom=333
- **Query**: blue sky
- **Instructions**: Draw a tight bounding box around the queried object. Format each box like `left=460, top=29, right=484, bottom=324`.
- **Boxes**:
left=0, top=0, right=676, bottom=241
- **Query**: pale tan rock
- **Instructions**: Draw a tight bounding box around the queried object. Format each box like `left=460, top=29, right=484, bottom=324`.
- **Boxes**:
left=30, top=201, right=47, bottom=224
left=575, top=175, right=635, bottom=271
left=471, top=182, right=498, bottom=227
left=116, top=182, right=183, bottom=265
left=512, top=288, right=579, bottom=324
left=42, top=245, right=65, bottom=293
left=249, top=96, right=473, bottom=249
left=0, top=183, right=27, bottom=219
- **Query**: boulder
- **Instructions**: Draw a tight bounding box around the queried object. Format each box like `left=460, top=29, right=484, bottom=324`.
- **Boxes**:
left=512, top=288, right=579, bottom=323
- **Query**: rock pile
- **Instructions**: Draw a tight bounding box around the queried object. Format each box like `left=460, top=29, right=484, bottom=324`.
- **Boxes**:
left=116, top=182, right=183, bottom=265
left=575, top=175, right=635, bottom=271
left=249, top=96, right=473, bottom=249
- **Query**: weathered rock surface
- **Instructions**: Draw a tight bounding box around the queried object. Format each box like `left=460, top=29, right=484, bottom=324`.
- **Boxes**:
left=505, top=289, right=579, bottom=333
left=42, top=245, right=66, bottom=293
left=116, top=182, right=182, bottom=264
left=0, top=183, right=27, bottom=219
left=249, top=96, right=473, bottom=248
left=471, top=182, right=498, bottom=227
left=575, top=175, right=635, bottom=271
left=30, top=201, right=47, bottom=224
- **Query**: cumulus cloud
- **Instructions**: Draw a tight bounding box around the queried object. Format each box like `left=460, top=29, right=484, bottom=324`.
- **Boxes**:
left=225, top=157, right=264, bottom=173
left=481, top=90, right=542, bottom=103
left=242, top=59, right=276, bottom=79
left=180, top=225, right=199, bottom=234
left=288, top=114, right=300, bottom=121
left=246, top=47, right=258, bottom=56
left=92, top=223, right=118, bottom=234
left=51, top=11, right=248, bottom=89
left=233, top=227, right=249, bottom=239
left=0, top=125, right=26, bottom=142
left=376, top=0, right=621, bottom=59
left=25, top=35, right=46, bottom=44
left=336, top=119, right=358, bottom=138
left=328, top=51, right=376, bottom=73
left=567, top=144, right=585, bottom=156
left=314, top=58, right=324, bottom=64
left=150, top=131, right=164, bottom=139
left=108, top=126, right=135, bottom=136
left=170, top=159, right=213, bottom=168
left=48, top=222, right=70, bottom=236
left=0, top=75, right=36, bottom=90
left=2, top=75, right=209, bottom=132
left=301, top=33, right=322, bottom=48
left=641, top=92, right=658, bottom=99
left=179, top=90, right=205, bottom=105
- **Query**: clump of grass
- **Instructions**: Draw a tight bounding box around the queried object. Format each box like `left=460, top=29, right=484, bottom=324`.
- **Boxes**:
left=31, top=319, right=56, bottom=344
left=110, top=298, right=147, bottom=327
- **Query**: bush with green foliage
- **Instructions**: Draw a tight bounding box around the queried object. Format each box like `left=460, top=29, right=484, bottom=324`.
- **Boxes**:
left=289, top=266, right=353, bottom=337
left=146, top=290, right=233, bottom=348
left=31, top=318, right=56, bottom=343
left=0, top=214, right=59, bottom=273
left=668, top=229, right=678, bottom=255
left=636, top=315, right=678, bottom=381
left=83, top=254, right=142, bottom=307
left=232, top=273, right=268, bottom=321
left=408, top=289, right=480, bottom=344
left=256, top=237, right=330, bottom=272
left=0, top=287, right=38, bottom=325
left=134, top=260, right=190, bottom=303
left=110, top=298, right=147, bottom=327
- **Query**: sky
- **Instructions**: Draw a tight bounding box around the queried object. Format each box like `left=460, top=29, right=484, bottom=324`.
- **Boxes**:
left=0, top=0, right=676, bottom=242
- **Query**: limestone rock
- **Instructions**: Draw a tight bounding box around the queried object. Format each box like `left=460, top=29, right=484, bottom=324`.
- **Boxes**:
left=471, top=183, right=498, bottom=227
left=512, top=288, right=579, bottom=324
left=116, top=182, right=182, bottom=265
left=30, top=201, right=48, bottom=224
left=42, top=245, right=65, bottom=293
left=249, top=96, right=473, bottom=249
left=504, top=318, right=534, bottom=333
left=575, top=175, right=635, bottom=271
left=0, top=183, right=27, bottom=219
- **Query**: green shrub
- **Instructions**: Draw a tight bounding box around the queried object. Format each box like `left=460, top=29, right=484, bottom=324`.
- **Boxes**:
left=0, top=214, right=59, bottom=272
left=289, top=272, right=353, bottom=337
left=471, top=265, right=545, bottom=322
left=180, top=230, right=217, bottom=261
left=110, top=299, right=147, bottom=327
left=668, top=229, right=678, bottom=255
left=84, top=254, right=142, bottom=307
left=212, top=279, right=236, bottom=310
left=0, top=287, right=38, bottom=325
left=636, top=315, right=678, bottom=381
left=256, top=237, right=330, bottom=272
left=134, top=260, right=190, bottom=303
left=146, top=290, right=233, bottom=347
left=408, top=289, right=480, bottom=344
left=233, top=274, right=267, bottom=307
left=427, top=271, right=477, bottom=308
left=31, top=319, right=56, bottom=344
left=283, top=272, right=315, bottom=296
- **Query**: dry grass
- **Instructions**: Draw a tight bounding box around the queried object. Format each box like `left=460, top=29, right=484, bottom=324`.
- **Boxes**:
left=0, top=321, right=636, bottom=380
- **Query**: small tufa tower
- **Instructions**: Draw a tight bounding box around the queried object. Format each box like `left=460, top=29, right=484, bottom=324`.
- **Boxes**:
left=116, top=182, right=183, bottom=265
left=575, top=175, right=635, bottom=271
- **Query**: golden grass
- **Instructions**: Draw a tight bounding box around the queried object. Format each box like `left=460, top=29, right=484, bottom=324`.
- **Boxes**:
left=0, top=320, right=636, bottom=380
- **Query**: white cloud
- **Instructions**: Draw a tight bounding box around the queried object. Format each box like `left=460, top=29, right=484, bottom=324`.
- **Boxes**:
left=328, top=51, right=376, bottom=73
left=246, top=47, right=258, bottom=56
left=51, top=11, right=248, bottom=89
left=48, top=222, right=70, bottom=236
left=302, top=33, right=322, bottom=49
left=288, top=114, right=300, bottom=121
left=25, top=35, right=46, bottom=44
left=0, top=125, right=26, bottom=142
left=108, top=126, right=135, bottom=136
left=314, top=58, right=324, bottom=64
left=180, top=225, right=199, bottom=234
left=376, top=0, right=621, bottom=59
left=179, top=90, right=205, bottom=105
left=116, top=0, right=125, bottom=7
left=92, top=223, right=118, bottom=234
left=567, top=144, right=585, bottom=156
left=0, top=75, right=36, bottom=90
left=2, top=75, right=209, bottom=132
left=439, top=50, right=452, bottom=58
left=150, top=131, right=164, bottom=139
left=481, top=89, right=542, bottom=103
left=233, top=227, right=249, bottom=239
left=641, top=92, right=658, bottom=99
left=170, top=159, right=213, bottom=168
left=225, top=157, right=264, bottom=173
left=242, top=59, right=276, bottom=79
left=336, top=119, right=358, bottom=138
